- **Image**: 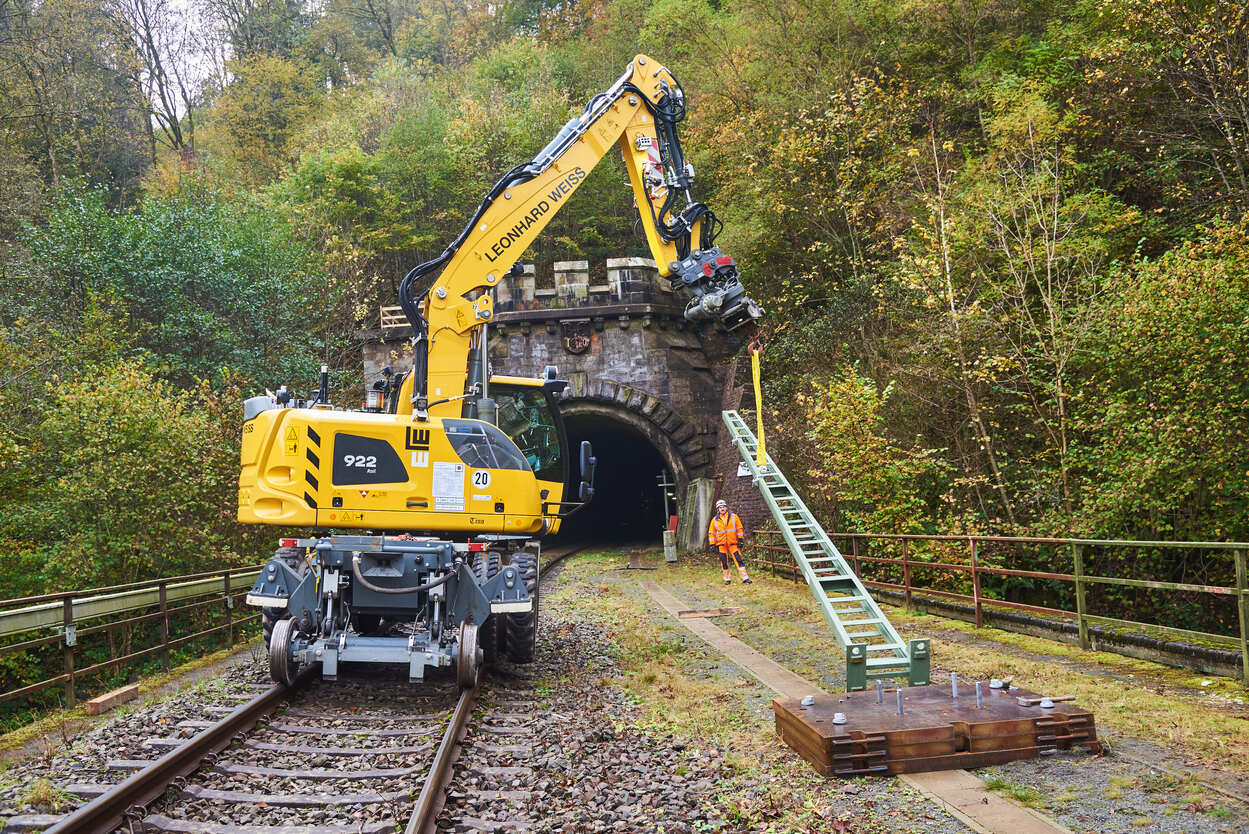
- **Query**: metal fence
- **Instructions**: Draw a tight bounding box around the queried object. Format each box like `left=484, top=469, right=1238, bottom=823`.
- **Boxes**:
left=0, top=566, right=262, bottom=712
left=751, top=529, right=1249, bottom=682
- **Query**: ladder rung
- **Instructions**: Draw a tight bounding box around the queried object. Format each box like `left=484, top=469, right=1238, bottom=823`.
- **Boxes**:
left=840, top=618, right=882, bottom=627
left=866, top=644, right=904, bottom=652
left=867, top=657, right=910, bottom=668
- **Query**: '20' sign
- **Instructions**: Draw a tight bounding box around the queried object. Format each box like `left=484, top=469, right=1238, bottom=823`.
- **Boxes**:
left=472, top=471, right=491, bottom=488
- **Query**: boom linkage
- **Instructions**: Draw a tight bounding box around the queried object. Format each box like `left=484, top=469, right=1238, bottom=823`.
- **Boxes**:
left=395, top=54, right=761, bottom=421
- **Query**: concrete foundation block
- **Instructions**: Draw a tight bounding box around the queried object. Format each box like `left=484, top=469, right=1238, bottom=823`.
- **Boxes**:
left=678, top=477, right=715, bottom=552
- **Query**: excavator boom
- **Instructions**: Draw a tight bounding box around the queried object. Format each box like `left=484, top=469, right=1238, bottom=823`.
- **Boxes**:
left=395, top=54, right=761, bottom=420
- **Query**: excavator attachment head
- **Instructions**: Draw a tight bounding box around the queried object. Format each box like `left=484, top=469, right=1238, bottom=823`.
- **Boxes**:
left=671, top=246, right=764, bottom=332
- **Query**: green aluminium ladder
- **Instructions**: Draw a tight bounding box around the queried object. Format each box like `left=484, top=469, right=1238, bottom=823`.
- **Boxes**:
left=722, top=410, right=930, bottom=690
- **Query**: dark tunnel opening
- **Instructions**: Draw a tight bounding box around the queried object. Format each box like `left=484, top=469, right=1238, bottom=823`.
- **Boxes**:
left=555, top=413, right=673, bottom=545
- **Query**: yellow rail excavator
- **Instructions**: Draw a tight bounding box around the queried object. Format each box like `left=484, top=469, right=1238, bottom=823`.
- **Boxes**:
left=241, top=54, right=762, bottom=689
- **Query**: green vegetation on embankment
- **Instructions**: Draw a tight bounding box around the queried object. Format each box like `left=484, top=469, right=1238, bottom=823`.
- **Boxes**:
left=2, top=0, right=1248, bottom=614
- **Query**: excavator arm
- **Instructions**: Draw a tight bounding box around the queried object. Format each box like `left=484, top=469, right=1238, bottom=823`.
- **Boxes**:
left=395, top=54, right=762, bottom=419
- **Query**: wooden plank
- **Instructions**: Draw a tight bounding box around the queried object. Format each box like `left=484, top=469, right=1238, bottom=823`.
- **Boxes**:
left=84, top=682, right=139, bottom=715
left=1015, top=694, right=1076, bottom=707
left=677, top=607, right=741, bottom=619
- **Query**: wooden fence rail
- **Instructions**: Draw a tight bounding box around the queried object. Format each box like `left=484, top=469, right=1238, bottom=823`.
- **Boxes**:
left=0, top=566, right=262, bottom=710
left=750, top=530, right=1249, bottom=683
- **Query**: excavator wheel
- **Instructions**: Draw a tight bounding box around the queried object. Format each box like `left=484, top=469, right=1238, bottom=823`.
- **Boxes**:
left=261, top=608, right=285, bottom=647
left=262, top=545, right=306, bottom=647
left=351, top=613, right=383, bottom=636
left=504, top=549, right=539, bottom=664
left=472, top=550, right=501, bottom=664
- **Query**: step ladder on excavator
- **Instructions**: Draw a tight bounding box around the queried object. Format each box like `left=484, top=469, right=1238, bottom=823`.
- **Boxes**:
left=722, top=409, right=931, bottom=691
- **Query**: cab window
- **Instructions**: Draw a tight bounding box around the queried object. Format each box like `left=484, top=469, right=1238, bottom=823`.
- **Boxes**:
left=494, top=385, right=565, bottom=483
left=443, top=419, right=530, bottom=470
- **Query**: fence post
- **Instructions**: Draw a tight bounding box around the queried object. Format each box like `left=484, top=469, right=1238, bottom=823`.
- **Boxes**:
left=62, top=595, right=75, bottom=708
left=970, top=537, right=983, bottom=628
left=903, top=539, right=912, bottom=610
left=224, top=570, right=233, bottom=648
left=1236, top=549, right=1248, bottom=686
left=852, top=537, right=861, bottom=577
left=790, top=534, right=798, bottom=583
left=159, top=581, right=170, bottom=671
left=1073, top=544, right=1089, bottom=650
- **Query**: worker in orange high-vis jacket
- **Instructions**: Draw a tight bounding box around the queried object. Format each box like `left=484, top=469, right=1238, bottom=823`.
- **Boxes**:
left=708, top=499, right=751, bottom=586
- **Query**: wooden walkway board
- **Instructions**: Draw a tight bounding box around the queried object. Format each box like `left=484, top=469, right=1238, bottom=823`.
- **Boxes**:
left=773, top=685, right=1099, bottom=776
left=677, top=607, right=740, bottom=619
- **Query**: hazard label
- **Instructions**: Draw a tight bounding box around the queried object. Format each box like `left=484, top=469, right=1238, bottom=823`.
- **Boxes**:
left=285, top=427, right=298, bottom=455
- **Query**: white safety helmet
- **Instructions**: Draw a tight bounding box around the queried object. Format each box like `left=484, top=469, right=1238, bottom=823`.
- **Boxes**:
left=716, top=500, right=728, bottom=509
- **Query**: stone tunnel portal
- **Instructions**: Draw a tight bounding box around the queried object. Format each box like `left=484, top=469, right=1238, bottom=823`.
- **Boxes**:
left=363, top=256, right=763, bottom=552
left=555, top=405, right=682, bottom=545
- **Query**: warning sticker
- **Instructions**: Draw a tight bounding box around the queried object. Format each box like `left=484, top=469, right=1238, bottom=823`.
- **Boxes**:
left=285, top=427, right=298, bottom=455
left=432, top=461, right=465, bottom=511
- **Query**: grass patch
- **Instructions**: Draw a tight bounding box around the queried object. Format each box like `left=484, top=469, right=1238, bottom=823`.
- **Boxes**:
left=983, top=776, right=1047, bottom=808
left=20, top=777, right=73, bottom=812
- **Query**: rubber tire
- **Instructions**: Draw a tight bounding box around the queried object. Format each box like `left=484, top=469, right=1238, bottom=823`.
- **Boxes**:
left=262, top=607, right=285, bottom=647
left=504, top=549, right=539, bottom=664
left=261, top=545, right=305, bottom=647
left=351, top=613, right=382, bottom=636
left=472, top=551, right=501, bottom=664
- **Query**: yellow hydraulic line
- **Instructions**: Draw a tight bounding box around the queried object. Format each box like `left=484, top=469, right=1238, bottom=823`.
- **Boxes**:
left=751, top=346, right=765, bottom=467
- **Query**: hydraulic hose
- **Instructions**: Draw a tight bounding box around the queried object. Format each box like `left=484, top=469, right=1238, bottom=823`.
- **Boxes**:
left=351, top=553, right=457, bottom=595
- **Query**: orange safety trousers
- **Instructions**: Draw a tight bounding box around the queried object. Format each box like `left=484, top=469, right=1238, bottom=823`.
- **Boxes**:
left=709, top=512, right=749, bottom=582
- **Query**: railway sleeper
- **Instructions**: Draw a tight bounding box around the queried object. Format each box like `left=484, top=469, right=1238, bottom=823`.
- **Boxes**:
left=140, top=815, right=398, bottom=834
left=180, top=784, right=409, bottom=807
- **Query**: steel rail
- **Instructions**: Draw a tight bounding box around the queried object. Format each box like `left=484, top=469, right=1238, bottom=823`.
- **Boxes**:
left=406, top=684, right=479, bottom=834
left=45, top=675, right=306, bottom=834
left=405, top=542, right=580, bottom=833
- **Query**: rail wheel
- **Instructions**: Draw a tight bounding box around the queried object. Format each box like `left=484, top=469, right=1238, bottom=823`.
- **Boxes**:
left=472, top=551, right=500, bottom=664
left=268, top=616, right=304, bottom=686
left=504, top=548, right=539, bottom=664
left=457, top=621, right=482, bottom=690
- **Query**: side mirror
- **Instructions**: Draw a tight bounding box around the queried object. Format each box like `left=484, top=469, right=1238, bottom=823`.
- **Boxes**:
left=578, top=440, right=596, bottom=503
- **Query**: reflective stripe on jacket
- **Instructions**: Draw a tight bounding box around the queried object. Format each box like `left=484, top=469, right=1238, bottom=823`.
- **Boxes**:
left=708, top=512, right=744, bottom=551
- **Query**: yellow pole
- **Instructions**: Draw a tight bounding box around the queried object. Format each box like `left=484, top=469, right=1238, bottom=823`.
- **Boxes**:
left=751, top=347, right=766, bottom=467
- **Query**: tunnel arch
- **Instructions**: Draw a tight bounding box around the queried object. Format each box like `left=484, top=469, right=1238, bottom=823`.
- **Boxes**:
left=554, top=378, right=709, bottom=545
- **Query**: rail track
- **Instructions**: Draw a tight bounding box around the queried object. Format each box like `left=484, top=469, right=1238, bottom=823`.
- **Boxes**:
left=20, top=543, right=588, bottom=834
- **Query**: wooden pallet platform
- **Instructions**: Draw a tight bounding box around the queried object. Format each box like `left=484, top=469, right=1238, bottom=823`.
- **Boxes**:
left=773, top=683, right=1100, bottom=776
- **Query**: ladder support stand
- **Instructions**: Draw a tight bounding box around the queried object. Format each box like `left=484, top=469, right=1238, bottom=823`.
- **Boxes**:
left=723, top=410, right=931, bottom=691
